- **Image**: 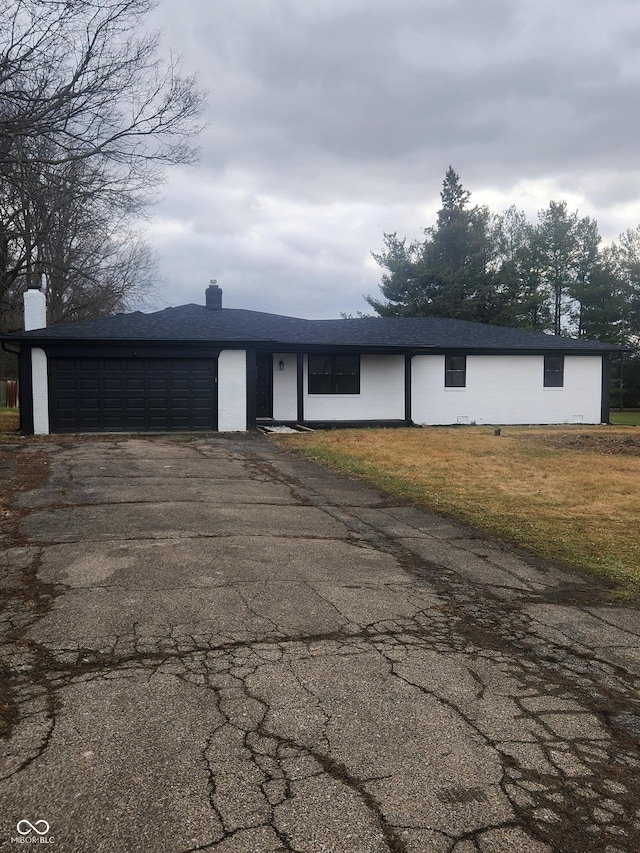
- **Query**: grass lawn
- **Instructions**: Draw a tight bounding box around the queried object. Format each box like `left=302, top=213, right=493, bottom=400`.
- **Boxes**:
left=274, top=426, right=640, bottom=599
left=610, top=410, right=640, bottom=425
left=0, top=408, right=19, bottom=439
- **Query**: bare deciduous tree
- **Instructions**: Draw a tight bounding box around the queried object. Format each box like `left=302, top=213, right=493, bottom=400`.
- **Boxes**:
left=0, top=0, right=205, bottom=347
left=0, top=0, right=204, bottom=170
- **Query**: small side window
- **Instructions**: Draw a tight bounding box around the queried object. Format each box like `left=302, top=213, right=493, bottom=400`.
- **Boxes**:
left=544, top=355, right=564, bottom=387
left=445, top=355, right=466, bottom=388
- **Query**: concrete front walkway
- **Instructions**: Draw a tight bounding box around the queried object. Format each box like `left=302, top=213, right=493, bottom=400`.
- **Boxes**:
left=1, top=434, right=639, bottom=853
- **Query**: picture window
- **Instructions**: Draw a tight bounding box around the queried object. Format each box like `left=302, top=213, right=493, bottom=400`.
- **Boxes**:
left=308, top=355, right=360, bottom=394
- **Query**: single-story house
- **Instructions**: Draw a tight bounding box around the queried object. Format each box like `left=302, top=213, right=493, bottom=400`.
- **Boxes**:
left=2, top=284, right=623, bottom=435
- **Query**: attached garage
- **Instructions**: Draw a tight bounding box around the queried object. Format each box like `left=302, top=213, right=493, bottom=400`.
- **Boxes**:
left=49, top=357, right=218, bottom=433
left=5, top=284, right=623, bottom=435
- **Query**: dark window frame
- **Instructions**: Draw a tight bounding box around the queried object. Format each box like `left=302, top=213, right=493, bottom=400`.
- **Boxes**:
left=544, top=355, right=564, bottom=387
left=308, top=354, right=360, bottom=395
left=445, top=355, right=467, bottom=388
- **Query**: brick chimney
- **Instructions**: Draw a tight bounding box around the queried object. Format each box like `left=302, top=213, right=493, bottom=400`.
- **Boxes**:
left=206, top=281, right=222, bottom=310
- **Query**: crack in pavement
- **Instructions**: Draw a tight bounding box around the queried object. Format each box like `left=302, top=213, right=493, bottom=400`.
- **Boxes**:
left=1, top=435, right=640, bottom=852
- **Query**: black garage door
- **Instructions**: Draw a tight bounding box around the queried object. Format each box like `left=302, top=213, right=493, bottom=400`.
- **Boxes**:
left=49, top=357, right=217, bottom=432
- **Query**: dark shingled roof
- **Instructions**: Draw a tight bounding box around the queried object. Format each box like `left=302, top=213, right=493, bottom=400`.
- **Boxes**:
left=4, top=303, right=622, bottom=352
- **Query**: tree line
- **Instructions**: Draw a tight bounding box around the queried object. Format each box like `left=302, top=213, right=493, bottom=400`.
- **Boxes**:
left=0, top=0, right=204, bottom=368
left=367, top=168, right=640, bottom=343
left=366, top=168, right=640, bottom=406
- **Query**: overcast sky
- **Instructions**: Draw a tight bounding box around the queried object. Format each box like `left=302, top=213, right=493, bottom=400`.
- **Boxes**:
left=145, top=0, right=640, bottom=318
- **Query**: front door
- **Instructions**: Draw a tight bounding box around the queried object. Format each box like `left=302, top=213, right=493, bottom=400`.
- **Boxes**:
left=256, top=353, right=273, bottom=418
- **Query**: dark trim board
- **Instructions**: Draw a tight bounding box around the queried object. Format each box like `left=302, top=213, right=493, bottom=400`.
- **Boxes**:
left=246, top=349, right=258, bottom=428
left=18, top=345, right=34, bottom=435
left=295, top=420, right=413, bottom=430
left=601, top=355, right=612, bottom=424
left=296, top=352, right=304, bottom=423
left=17, top=335, right=621, bottom=359
left=39, top=342, right=223, bottom=360
left=404, top=353, right=413, bottom=424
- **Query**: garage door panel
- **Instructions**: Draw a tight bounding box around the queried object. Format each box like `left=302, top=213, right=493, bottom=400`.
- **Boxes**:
left=103, top=397, right=124, bottom=410
left=104, top=378, right=123, bottom=390
left=56, top=417, right=78, bottom=430
left=50, top=357, right=218, bottom=432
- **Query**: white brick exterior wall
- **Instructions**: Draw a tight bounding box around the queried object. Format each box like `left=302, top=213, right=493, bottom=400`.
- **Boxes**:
left=23, top=289, right=46, bottom=331
left=217, top=349, right=247, bottom=431
left=411, top=354, right=603, bottom=425
left=32, top=347, right=50, bottom=435
left=272, top=353, right=298, bottom=420
left=303, top=354, right=405, bottom=421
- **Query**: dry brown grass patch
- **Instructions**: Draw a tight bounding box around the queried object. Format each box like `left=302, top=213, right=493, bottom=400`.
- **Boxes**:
left=275, top=426, right=640, bottom=598
left=0, top=408, right=19, bottom=439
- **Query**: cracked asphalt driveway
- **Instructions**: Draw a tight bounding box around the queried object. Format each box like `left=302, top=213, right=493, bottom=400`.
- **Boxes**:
left=1, top=433, right=640, bottom=853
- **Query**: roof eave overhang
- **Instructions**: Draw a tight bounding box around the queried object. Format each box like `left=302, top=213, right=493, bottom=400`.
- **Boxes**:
left=1, top=335, right=626, bottom=356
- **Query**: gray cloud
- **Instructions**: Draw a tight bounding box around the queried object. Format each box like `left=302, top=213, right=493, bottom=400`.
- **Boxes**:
left=145, top=0, right=640, bottom=317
